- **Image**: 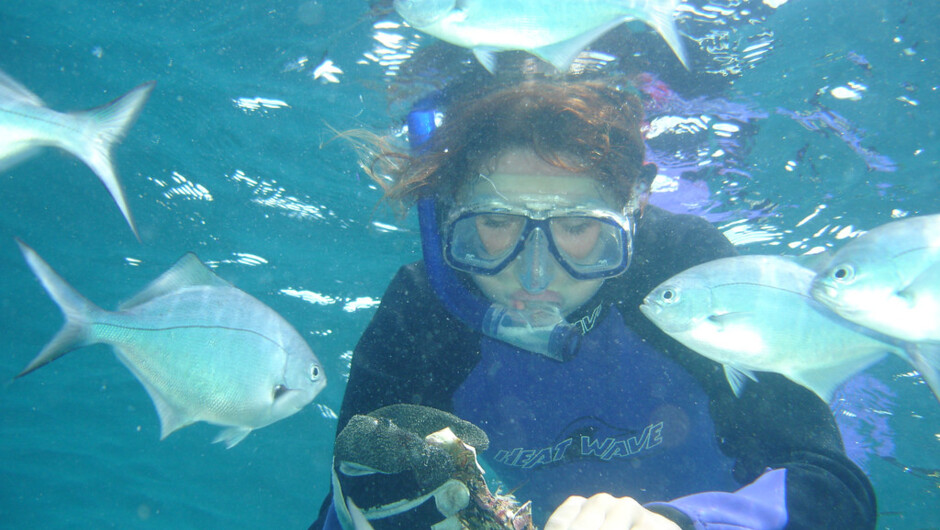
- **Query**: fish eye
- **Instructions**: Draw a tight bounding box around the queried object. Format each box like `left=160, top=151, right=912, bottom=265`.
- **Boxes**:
left=309, top=364, right=321, bottom=381
left=660, top=288, right=679, bottom=304
left=831, top=264, right=854, bottom=282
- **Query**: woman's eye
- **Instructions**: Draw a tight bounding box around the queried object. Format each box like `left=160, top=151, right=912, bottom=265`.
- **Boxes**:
left=479, top=215, right=518, bottom=230
left=556, top=219, right=592, bottom=234
left=481, top=218, right=508, bottom=228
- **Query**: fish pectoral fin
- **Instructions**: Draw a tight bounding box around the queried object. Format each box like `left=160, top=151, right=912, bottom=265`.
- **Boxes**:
left=273, top=384, right=295, bottom=400
left=788, top=351, right=888, bottom=404
left=723, top=365, right=758, bottom=397
left=472, top=48, right=498, bottom=74
left=707, top=312, right=752, bottom=330
left=529, top=18, right=626, bottom=73
left=213, top=426, right=253, bottom=449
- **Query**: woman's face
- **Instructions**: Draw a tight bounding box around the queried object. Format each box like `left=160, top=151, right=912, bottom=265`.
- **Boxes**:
left=457, top=148, right=613, bottom=317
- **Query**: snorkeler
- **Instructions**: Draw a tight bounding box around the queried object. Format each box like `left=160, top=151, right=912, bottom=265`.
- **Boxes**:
left=310, top=79, right=876, bottom=529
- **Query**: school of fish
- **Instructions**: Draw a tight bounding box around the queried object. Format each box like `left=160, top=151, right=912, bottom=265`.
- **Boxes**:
left=6, top=2, right=695, bottom=453
left=641, top=214, right=940, bottom=405
left=5, top=0, right=936, bottom=488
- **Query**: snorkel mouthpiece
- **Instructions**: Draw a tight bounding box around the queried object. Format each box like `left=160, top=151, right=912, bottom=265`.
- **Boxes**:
left=482, top=304, right=580, bottom=362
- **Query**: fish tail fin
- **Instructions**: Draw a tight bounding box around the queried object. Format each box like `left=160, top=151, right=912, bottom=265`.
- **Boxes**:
left=70, top=81, right=155, bottom=241
left=908, top=343, right=940, bottom=404
left=15, top=238, right=102, bottom=377
left=639, top=0, right=690, bottom=69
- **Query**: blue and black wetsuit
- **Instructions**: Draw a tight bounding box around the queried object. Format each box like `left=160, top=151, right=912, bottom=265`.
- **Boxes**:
left=311, top=206, right=877, bottom=529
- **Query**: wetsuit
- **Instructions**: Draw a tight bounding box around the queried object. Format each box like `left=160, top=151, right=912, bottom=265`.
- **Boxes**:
left=311, top=206, right=877, bottom=529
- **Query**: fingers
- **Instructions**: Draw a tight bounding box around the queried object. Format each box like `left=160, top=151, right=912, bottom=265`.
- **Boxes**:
left=544, top=495, right=590, bottom=530
left=544, top=493, right=681, bottom=530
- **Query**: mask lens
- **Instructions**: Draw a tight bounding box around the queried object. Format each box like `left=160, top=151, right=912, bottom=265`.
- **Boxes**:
left=549, top=215, right=628, bottom=277
left=446, top=213, right=527, bottom=273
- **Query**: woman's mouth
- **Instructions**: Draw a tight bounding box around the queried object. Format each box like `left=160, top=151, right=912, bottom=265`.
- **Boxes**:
left=510, top=289, right=562, bottom=310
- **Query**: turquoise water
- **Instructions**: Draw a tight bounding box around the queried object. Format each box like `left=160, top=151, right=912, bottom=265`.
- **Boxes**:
left=0, top=0, right=937, bottom=528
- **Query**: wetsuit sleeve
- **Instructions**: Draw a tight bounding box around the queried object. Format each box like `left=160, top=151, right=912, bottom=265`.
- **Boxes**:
left=646, top=374, right=877, bottom=529
left=310, top=262, right=482, bottom=529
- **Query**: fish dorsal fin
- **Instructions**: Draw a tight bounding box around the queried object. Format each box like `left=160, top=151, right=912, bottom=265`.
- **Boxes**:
left=529, top=18, right=626, bottom=73
left=0, top=69, right=45, bottom=107
left=723, top=364, right=758, bottom=397
left=119, top=253, right=231, bottom=310
left=790, top=251, right=835, bottom=273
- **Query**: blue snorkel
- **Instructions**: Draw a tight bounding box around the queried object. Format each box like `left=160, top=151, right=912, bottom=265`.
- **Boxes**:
left=409, top=102, right=581, bottom=362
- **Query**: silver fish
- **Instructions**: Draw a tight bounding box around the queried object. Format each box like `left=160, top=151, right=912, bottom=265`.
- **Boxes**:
left=16, top=239, right=326, bottom=448
left=811, top=214, right=940, bottom=342
left=640, top=255, right=906, bottom=402
left=394, top=0, right=688, bottom=74
left=811, top=213, right=940, bottom=402
left=0, top=69, right=154, bottom=240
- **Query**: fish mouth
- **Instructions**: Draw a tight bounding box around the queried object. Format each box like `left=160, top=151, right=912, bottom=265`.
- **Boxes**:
left=639, top=299, right=660, bottom=317
left=639, top=299, right=690, bottom=334
left=639, top=300, right=667, bottom=325
left=809, top=280, right=842, bottom=307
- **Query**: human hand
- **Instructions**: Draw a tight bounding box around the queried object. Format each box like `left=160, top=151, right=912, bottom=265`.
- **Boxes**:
left=544, top=493, right=681, bottom=530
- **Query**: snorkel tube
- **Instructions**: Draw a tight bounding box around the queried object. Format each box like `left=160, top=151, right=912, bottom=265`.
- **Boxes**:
left=409, top=102, right=581, bottom=362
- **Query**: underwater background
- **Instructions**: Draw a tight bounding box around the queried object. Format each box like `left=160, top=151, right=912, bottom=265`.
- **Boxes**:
left=0, top=0, right=937, bottom=528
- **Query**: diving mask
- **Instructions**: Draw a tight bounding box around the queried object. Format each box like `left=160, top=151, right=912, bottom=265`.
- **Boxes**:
left=442, top=185, right=635, bottom=281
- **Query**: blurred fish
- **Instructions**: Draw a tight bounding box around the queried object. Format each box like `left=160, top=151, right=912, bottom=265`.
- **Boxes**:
left=640, top=255, right=905, bottom=402
left=811, top=214, right=940, bottom=341
left=16, top=239, right=326, bottom=448
left=811, top=214, right=940, bottom=401
left=393, top=0, right=688, bottom=74
left=0, top=69, right=154, bottom=240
